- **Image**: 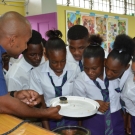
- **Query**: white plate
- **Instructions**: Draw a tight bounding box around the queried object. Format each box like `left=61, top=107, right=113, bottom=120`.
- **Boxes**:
left=50, top=96, right=100, bottom=117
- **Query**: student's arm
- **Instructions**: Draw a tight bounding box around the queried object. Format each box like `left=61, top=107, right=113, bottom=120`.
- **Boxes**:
left=39, top=95, right=50, bottom=130
left=0, top=94, right=62, bottom=120
left=125, top=112, right=131, bottom=134
left=95, top=100, right=109, bottom=113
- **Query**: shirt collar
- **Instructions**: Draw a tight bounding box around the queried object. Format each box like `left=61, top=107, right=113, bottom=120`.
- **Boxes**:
left=20, top=57, right=33, bottom=72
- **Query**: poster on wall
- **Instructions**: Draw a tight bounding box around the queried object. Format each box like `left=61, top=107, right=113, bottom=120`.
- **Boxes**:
left=118, top=20, right=126, bottom=34
left=95, top=17, right=107, bottom=41
left=107, top=18, right=118, bottom=52
left=66, top=12, right=81, bottom=30
left=81, top=15, right=95, bottom=34
left=66, top=10, right=128, bottom=53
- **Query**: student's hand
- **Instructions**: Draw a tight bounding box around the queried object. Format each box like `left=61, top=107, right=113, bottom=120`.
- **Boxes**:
left=14, top=90, right=41, bottom=106
left=95, top=100, right=110, bottom=113
left=46, top=105, right=63, bottom=120
left=126, top=113, right=131, bottom=134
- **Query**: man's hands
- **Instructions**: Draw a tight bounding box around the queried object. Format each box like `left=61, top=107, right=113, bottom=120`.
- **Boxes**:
left=96, top=100, right=110, bottom=113
left=11, top=90, right=63, bottom=120
left=14, top=90, right=41, bottom=107
left=46, top=105, right=62, bottom=120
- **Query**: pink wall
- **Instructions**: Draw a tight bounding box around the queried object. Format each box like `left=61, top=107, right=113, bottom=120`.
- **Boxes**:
left=26, top=12, right=58, bottom=39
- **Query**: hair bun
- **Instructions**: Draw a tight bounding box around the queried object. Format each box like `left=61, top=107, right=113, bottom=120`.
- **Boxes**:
left=113, top=34, right=135, bottom=56
left=88, top=34, right=103, bottom=46
left=46, top=30, right=62, bottom=39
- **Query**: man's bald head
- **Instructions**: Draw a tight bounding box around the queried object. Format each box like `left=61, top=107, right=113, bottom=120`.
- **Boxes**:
left=0, top=11, right=32, bottom=58
left=0, top=11, right=31, bottom=37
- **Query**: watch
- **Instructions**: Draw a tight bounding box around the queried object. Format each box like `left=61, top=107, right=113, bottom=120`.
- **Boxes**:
left=10, top=91, right=16, bottom=97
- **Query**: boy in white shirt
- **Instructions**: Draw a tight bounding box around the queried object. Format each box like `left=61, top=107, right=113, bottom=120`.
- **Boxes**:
left=67, top=25, right=89, bottom=71
left=6, top=30, right=44, bottom=92
left=30, top=30, right=80, bottom=130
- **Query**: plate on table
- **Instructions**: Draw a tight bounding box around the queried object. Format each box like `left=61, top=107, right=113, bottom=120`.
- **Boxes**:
left=50, top=96, right=99, bottom=117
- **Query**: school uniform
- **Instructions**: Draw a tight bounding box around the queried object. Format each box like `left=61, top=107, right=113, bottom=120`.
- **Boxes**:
left=121, top=74, right=135, bottom=135
left=6, top=56, right=45, bottom=91
left=66, top=46, right=83, bottom=72
left=73, top=71, right=125, bottom=135
left=30, top=60, right=80, bottom=130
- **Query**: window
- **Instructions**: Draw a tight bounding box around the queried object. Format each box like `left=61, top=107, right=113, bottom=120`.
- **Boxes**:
left=126, top=0, right=135, bottom=15
left=57, top=0, right=135, bottom=15
left=92, top=0, right=110, bottom=12
left=111, top=0, right=125, bottom=14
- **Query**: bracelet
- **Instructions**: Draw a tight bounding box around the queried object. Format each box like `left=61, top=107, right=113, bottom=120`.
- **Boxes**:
left=10, top=91, right=16, bottom=97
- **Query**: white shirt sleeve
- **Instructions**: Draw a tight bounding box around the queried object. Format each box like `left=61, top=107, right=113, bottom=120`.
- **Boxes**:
left=29, top=70, right=43, bottom=95
left=6, top=77, right=22, bottom=92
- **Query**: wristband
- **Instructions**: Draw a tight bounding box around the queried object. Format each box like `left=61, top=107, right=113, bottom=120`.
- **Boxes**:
left=10, top=91, right=16, bottom=97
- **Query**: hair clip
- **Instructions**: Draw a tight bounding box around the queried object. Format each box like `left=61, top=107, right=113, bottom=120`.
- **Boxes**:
left=119, top=49, right=123, bottom=53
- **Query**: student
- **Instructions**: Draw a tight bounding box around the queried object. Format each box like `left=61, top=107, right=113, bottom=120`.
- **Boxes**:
left=2, top=52, right=22, bottom=77
left=30, top=30, right=80, bottom=130
left=73, top=35, right=124, bottom=135
left=6, top=30, right=44, bottom=92
left=121, top=55, right=135, bottom=135
left=67, top=25, right=89, bottom=71
left=0, top=11, right=62, bottom=120
left=104, top=34, right=135, bottom=134
left=105, top=34, right=134, bottom=89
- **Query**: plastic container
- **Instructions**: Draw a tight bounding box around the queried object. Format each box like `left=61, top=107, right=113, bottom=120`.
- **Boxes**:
left=53, top=126, right=90, bottom=135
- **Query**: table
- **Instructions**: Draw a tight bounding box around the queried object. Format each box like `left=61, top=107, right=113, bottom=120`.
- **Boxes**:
left=0, top=114, right=57, bottom=135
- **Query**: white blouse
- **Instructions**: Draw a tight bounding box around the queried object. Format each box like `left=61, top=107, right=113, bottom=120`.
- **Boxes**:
left=73, top=71, right=121, bottom=114
left=30, top=61, right=80, bottom=107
